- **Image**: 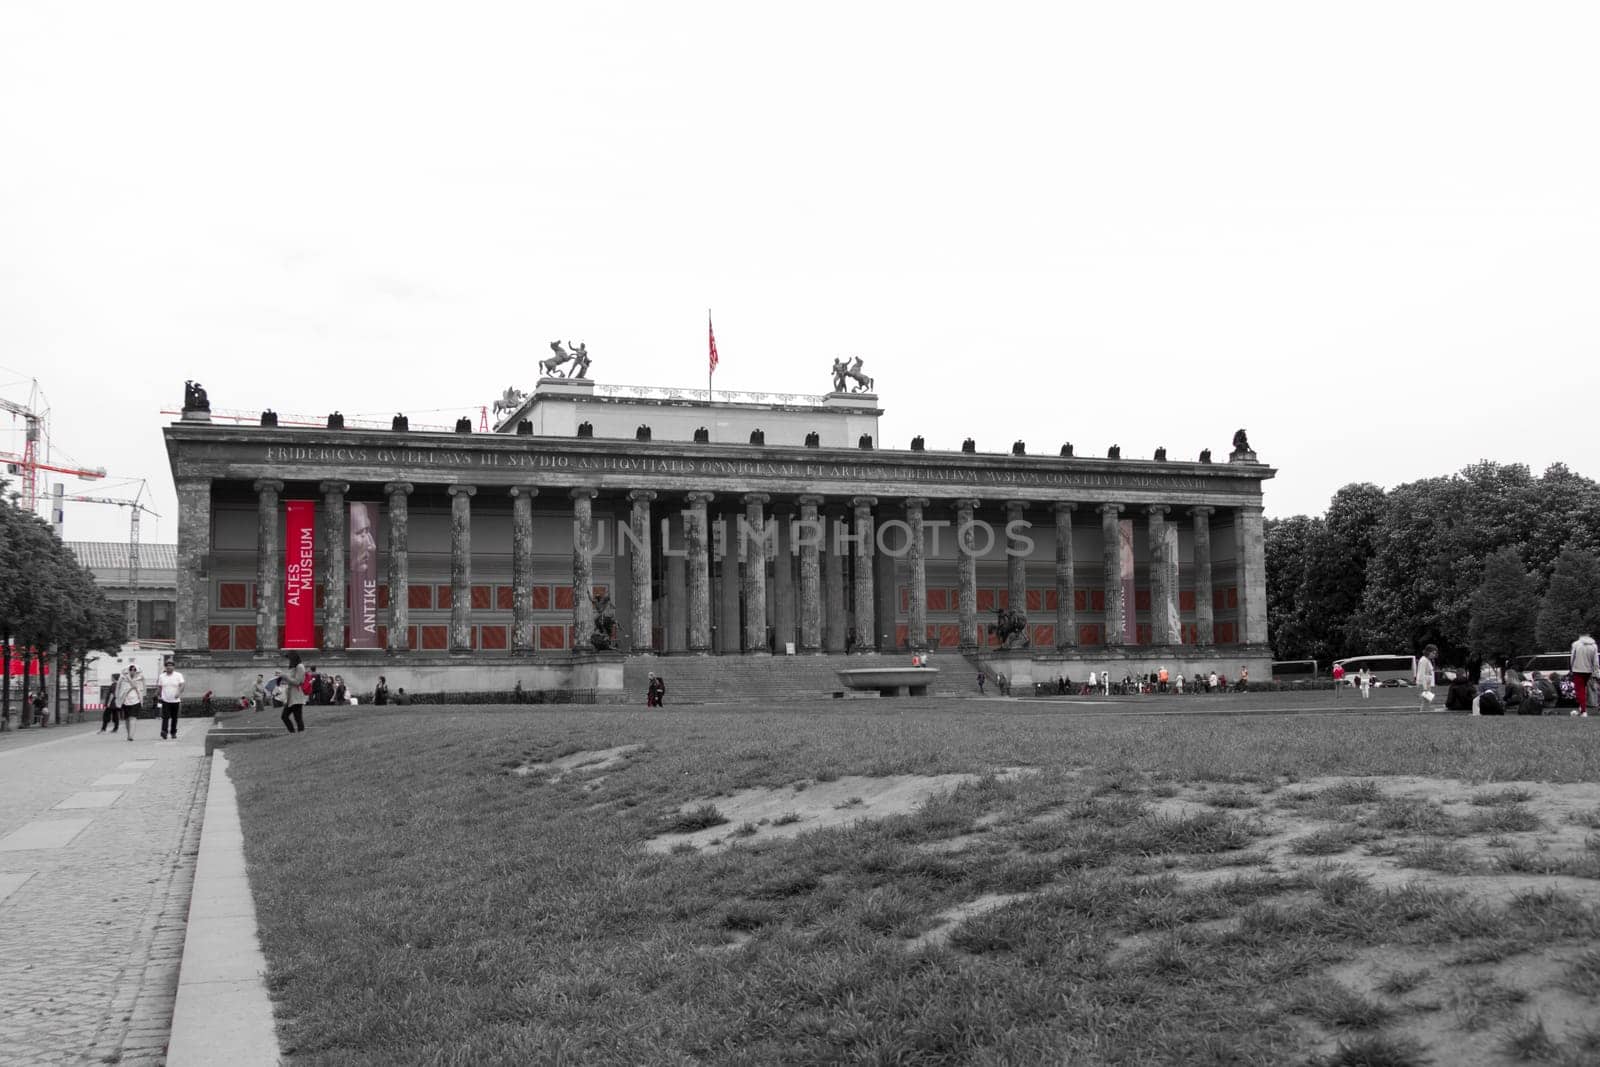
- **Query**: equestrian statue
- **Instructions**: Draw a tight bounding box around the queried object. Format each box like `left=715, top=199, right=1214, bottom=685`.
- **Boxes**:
left=492, top=387, right=526, bottom=418
left=830, top=356, right=874, bottom=394
left=541, top=341, right=593, bottom=379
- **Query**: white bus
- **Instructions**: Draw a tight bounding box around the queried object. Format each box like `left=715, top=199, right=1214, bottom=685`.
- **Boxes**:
left=1333, top=654, right=1417, bottom=687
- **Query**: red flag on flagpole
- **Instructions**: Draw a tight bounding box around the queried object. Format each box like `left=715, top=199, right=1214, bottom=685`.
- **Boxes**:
left=708, top=312, right=719, bottom=375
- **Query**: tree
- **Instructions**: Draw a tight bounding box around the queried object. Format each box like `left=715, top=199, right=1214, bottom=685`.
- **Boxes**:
left=1537, top=547, right=1600, bottom=649
left=1467, top=547, right=1539, bottom=665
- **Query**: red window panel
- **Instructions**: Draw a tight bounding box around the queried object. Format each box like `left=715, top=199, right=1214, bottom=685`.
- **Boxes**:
left=1074, top=590, right=1088, bottom=612
left=207, top=625, right=232, bottom=651
left=315, top=585, right=325, bottom=610
left=531, top=586, right=551, bottom=610
left=1217, top=621, right=1237, bottom=643
left=1214, top=589, right=1225, bottom=610
left=421, top=625, right=449, bottom=650
left=376, top=625, right=388, bottom=647
left=1032, top=624, right=1054, bottom=647
left=1091, top=590, right=1105, bottom=612
left=471, top=585, right=492, bottom=610
left=219, top=582, right=249, bottom=609
left=1179, top=590, right=1195, bottom=611
left=999, top=589, right=1009, bottom=610
left=937, top=624, right=960, bottom=648
left=408, top=586, right=433, bottom=610
left=1136, top=624, right=1152, bottom=645
left=436, top=585, right=453, bottom=610
left=899, top=587, right=909, bottom=613
left=495, top=586, right=514, bottom=610
left=593, top=584, right=607, bottom=598
left=479, top=625, right=508, bottom=650
left=234, top=624, right=257, bottom=649
left=926, top=588, right=948, bottom=612
left=538, top=624, right=567, bottom=650
left=976, top=589, right=995, bottom=612
left=405, top=626, right=417, bottom=649
left=1079, top=623, right=1103, bottom=646
left=1135, top=589, right=1151, bottom=611
left=377, top=585, right=390, bottom=610
left=1227, top=587, right=1239, bottom=609
left=1044, top=590, right=1058, bottom=611
left=554, top=586, right=575, bottom=611
left=894, top=624, right=908, bottom=647
left=1026, top=589, right=1042, bottom=612
left=313, top=625, right=324, bottom=648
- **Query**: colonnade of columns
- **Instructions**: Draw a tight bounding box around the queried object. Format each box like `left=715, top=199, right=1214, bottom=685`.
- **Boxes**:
left=188, top=481, right=1265, bottom=656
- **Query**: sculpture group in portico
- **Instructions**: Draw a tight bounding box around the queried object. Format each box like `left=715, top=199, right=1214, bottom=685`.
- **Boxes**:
left=183, top=380, right=210, bottom=412
left=989, top=606, right=1030, bottom=650
left=541, top=341, right=592, bottom=379
left=492, top=387, right=527, bottom=418
left=589, top=590, right=618, bottom=651
left=830, top=356, right=874, bottom=394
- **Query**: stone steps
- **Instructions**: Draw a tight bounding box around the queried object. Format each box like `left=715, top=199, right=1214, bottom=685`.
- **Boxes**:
left=621, top=650, right=981, bottom=705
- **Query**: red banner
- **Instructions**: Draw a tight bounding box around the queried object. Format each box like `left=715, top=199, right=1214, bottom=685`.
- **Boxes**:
left=284, top=500, right=316, bottom=648
left=348, top=502, right=380, bottom=649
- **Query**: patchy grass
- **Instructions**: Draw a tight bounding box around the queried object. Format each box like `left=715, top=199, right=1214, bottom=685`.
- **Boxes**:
left=229, top=704, right=1600, bottom=1064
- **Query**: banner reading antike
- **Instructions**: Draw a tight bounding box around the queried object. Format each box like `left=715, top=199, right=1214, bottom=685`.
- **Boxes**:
left=348, top=502, right=380, bottom=648
left=284, top=500, right=316, bottom=648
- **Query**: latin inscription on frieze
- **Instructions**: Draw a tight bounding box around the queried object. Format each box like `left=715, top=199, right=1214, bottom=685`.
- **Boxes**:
left=257, top=445, right=1241, bottom=493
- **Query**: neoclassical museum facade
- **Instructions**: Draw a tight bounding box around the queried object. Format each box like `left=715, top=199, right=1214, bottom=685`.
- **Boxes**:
left=163, top=377, right=1273, bottom=699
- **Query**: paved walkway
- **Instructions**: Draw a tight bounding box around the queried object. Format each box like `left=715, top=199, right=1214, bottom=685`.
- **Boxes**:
left=0, top=719, right=208, bottom=1065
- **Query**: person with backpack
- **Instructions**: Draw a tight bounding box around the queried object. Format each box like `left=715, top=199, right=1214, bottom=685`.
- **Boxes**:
left=278, top=651, right=309, bottom=733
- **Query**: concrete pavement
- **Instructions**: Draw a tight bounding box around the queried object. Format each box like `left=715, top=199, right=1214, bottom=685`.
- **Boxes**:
left=0, top=718, right=251, bottom=1065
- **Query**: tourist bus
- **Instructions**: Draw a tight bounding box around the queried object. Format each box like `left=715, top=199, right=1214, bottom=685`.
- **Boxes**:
left=1270, top=660, right=1319, bottom=685
left=1332, top=654, right=1417, bottom=687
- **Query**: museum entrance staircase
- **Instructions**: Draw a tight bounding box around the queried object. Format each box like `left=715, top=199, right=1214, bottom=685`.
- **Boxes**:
left=621, top=650, right=982, bottom=704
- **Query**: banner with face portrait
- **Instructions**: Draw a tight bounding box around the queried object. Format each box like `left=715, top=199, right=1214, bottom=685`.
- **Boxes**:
left=348, top=502, right=380, bottom=649
left=284, top=500, right=316, bottom=648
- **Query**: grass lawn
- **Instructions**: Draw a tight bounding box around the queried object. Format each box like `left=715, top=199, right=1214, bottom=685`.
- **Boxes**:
left=228, top=701, right=1600, bottom=1065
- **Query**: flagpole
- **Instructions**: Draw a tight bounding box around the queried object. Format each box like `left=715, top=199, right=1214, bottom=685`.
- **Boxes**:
left=707, top=308, right=713, bottom=404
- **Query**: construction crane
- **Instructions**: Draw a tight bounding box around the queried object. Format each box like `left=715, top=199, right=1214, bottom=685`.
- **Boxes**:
left=62, top=484, right=159, bottom=642
left=1, top=382, right=106, bottom=516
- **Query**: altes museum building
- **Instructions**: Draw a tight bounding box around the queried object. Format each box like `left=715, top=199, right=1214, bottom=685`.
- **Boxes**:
left=163, top=366, right=1274, bottom=701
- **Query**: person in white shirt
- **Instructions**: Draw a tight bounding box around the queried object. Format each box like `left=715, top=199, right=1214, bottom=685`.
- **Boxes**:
left=1415, top=645, right=1438, bottom=711
left=157, top=661, right=186, bottom=740
left=118, top=666, right=144, bottom=741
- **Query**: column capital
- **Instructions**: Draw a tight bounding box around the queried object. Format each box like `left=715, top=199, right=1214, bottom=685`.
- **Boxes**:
left=569, top=487, right=598, bottom=501
left=1190, top=505, right=1215, bottom=518
left=1098, top=502, right=1124, bottom=516
left=318, top=481, right=350, bottom=495
left=851, top=496, right=877, bottom=510
left=253, top=478, right=284, bottom=494
left=797, top=494, right=826, bottom=507
left=1053, top=501, right=1078, bottom=515
left=448, top=484, right=477, bottom=498
left=953, top=497, right=981, bottom=511
left=508, top=486, right=539, bottom=500
left=903, top=496, right=930, bottom=510
left=742, top=492, right=770, bottom=506
left=685, top=491, right=715, bottom=506
left=1238, top=503, right=1265, bottom=516
left=628, top=489, right=658, bottom=503
left=383, top=481, right=414, bottom=497
left=1004, top=499, right=1029, bottom=512
left=1147, top=504, right=1170, bottom=517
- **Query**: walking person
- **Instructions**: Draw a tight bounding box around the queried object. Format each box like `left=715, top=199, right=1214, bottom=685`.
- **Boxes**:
left=157, top=660, right=186, bottom=739
left=278, top=651, right=308, bottom=733
left=1571, top=632, right=1598, bottom=718
left=1332, top=661, right=1345, bottom=696
left=101, top=672, right=121, bottom=733
left=118, top=665, right=143, bottom=741
left=976, top=672, right=985, bottom=695
left=1416, top=644, right=1438, bottom=711
left=373, top=676, right=389, bottom=706
left=251, top=674, right=266, bottom=713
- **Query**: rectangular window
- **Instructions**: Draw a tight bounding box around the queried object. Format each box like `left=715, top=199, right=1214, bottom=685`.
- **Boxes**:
left=538, top=625, right=567, bottom=650
left=471, top=585, right=492, bottom=610
left=495, top=586, right=514, bottom=611
left=420, top=625, right=448, bottom=650
left=531, top=586, right=551, bottom=611
left=479, top=625, right=508, bottom=650
left=219, top=582, right=249, bottom=609
left=207, top=626, right=231, bottom=651
left=408, top=586, right=433, bottom=610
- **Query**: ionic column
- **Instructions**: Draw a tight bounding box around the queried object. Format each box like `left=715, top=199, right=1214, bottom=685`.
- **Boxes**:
left=956, top=498, right=980, bottom=652
left=1239, top=504, right=1268, bottom=645
left=1147, top=505, right=1170, bottom=645
left=1054, top=502, right=1076, bottom=649
left=509, top=488, right=537, bottom=652
left=448, top=485, right=476, bottom=652
left=850, top=497, right=876, bottom=652
left=773, top=505, right=796, bottom=653
left=570, top=488, right=597, bottom=649
left=628, top=490, right=656, bottom=654
left=1192, top=507, right=1214, bottom=645
left=665, top=512, right=687, bottom=652
left=822, top=508, right=847, bottom=652
left=905, top=498, right=930, bottom=651
left=1100, top=503, right=1125, bottom=646
left=319, top=482, right=349, bottom=651
left=797, top=495, right=823, bottom=652
left=742, top=493, right=770, bottom=653
left=384, top=481, right=412, bottom=652
left=684, top=492, right=713, bottom=653
left=254, top=479, right=284, bottom=653
left=174, top=477, right=212, bottom=653
left=1005, top=500, right=1028, bottom=619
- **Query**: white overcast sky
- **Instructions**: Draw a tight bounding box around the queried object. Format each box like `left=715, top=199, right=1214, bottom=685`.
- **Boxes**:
left=3, top=1, right=1597, bottom=544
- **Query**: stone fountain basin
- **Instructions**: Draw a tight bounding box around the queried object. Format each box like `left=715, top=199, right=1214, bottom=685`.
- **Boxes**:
left=836, top=667, right=939, bottom=697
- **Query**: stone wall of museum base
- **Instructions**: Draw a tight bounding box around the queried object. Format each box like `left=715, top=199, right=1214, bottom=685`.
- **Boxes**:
left=172, top=652, right=628, bottom=706
left=977, top=647, right=1274, bottom=689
